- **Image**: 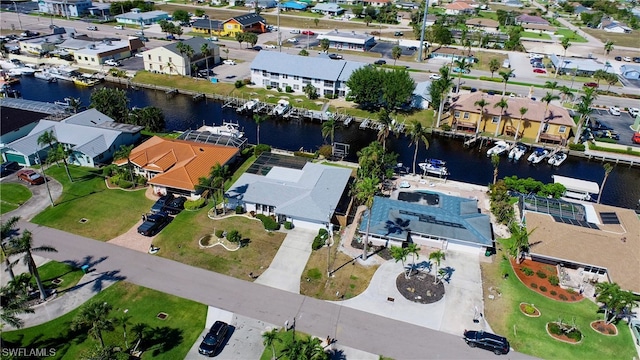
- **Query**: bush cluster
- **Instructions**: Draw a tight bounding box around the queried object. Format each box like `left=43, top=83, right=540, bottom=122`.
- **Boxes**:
left=235, top=205, right=245, bottom=214
left=531, top=283, right=538, bottom=289
left=226, top=229, right=241, bottom=243
left=215, top=229, right=224, bottom=238
left=536, top=270, right=547, bottom=279
left=256, top=214, right=280, bottom=231
left=284, top=221, right=293, bottom=230
left=234, top=80, right=244, bottom=88
left=254, top=144, right=271, bottom=157
left=548, top=275, right=560, bottom=286
left=521, top=267, right=534, bottom=276
left=568, top=143, right=585, bottom=151
left=559, top=294, right=568, bottom=301
left=523, top=304, right=536, bottom=315
left=550, top=290, right=558, bottom=296
left=540, top=285, right=548, bottom=292
left=184, top=198, right=206, bottom=210
left=312, top=228, right=329, bottom=250
left=548, top=322, right=563, bottom=335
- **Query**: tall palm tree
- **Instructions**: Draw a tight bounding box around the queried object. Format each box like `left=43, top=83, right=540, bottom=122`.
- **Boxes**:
left=493, top=97, right=509, bottom=137
left=261, top=328, right=281, bottom=360
left=321, top=118, right=336, bottom=145
left=376, top=108, right=392, bottom=151
left=68, top=97, right=82, bottom=114
left=1, top=216, right=20, bottom=281
left=114, top=144, right=135, bottom=183
left=603, top=40, right=614, bottom=61
left=390, top=245, right=411, bottom=279
left=515, top=107, right=528, bottom=141
left=71, top=301, right=115, bottom=348
left=453, top=57, right=471, bottom=93
left=37, top=130, right=72, bottom=182
left=491, top=153, right=500, bottom=184
left=354, top=176, right=378, bottom=259
left=391, top=45, right=402, bottom=65
left=253, top=113, right=267, bottom=145
left=428, top=250, right=445, bottom=284
left=573, top=86, right=598, bottom=144
left=200, top=42, right=210, bottom=74
left=558, top=85, right=574, bottom=103
left=554, top=38, right=571, bottom=79
left=9, top=230, right=57, bottom=300
left=474, top=98, right=490, bottom=136
left=508, top=223, right=534, bottom=264
left=535, top=92, right=560, bottom=143
left=0, top=283, right=35, bottom=329
left=544, top=80, right=558, bottom=95
left=406, top=243, right=420, bottom=278
left=598, top=163, right=613, bottom=204
left=499, top=70, right=514, bottom=97
left=434, top=66, right=453, bottom=128
left=405, top=120, right=429, bottom=175
left=210, top=163, right=230, bottom=211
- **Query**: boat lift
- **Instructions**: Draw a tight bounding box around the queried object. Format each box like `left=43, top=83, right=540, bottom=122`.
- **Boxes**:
left=552, top=175, right=600, bottom=202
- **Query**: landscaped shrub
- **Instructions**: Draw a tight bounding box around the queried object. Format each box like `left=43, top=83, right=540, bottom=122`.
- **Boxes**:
left=559, top=294, right=568, bottom=301
left=567, top=288, right=576, bottom=294
left=549, top=275, right=560, bottom=286
left=285, top=85, right=293, bottom=93
left=312, top=228, right=329, bottom=250
left=307, top=268, right=322, bottom=280
left=293, top=151, right=316, bottom=159
left=539, top=285, right=547, bottom=292
left=118, top=179, right=133, bottom=188
left=550, top=290, right=557, bottom=296
left=523, top=304, right=536, bottom=315
left=568, top=143, right=585, bottom=151
left=566, top=329, right=582, bottom=341
left=254, top=144, right=271, bottom=157
left=531, top=283, right=538, bottom=288
left=521, top=267, right=534, bottom=276
left=235, top=205, right=244, bottom=214
left=318, top=144, right=333, bottom=158
left=441, top=124, right=451, bottom=131
left=226, top=229, right=241, bottom=243
left=256, top=214, right=280, bottom=231
left=536, top=270, right=547, bottom=279
left=184, top=198, right=206, bottom=210
left=215, top=229, right=224, bottom=238
left=234, top=80, right=244, bottom=88
left=548, top=322, right=563, bottom=335
left=284, top=221, right=293, bottom=230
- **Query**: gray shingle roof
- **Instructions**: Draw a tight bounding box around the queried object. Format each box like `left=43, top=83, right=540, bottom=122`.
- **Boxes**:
left=191, top=19, right=224, bottom=30
left=232, top=13, right=265, bottom=26
left=251, top=51, right=366, bottom=82
left=162, top=37, right=217, bottom=57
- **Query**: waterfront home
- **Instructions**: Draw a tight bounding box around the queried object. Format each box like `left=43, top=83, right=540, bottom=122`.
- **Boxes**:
left=142, top=37, right=220, bottom=76
left=4, top=109, right=142, bottom=167
left=115, top=8, right=169, bottom=26
left=411, top=82, right=432, bottom=110
left=222, top=13, right=267, bottom=37
left=0, top=98, right=66, bottom=149
left=316, top=30, right=375, bottom=52
left=311, top=3, right=345, bottom=16
left=18, top=32, right=75, bottom=56
left=38, top=0, right=92, bottom=17
left=117, top=136, right=239, bottom=198
left=225, top=153, right=352, bottom=230
left=359, top=193, right=493, bottom=254
left=449, top=93, right=575, bottom=144
left=74, top=38, right=145, bottom=66
left=250, top=51, right=366, bottom=97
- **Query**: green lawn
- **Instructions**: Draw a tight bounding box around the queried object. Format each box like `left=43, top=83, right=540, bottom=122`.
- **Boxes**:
left=554, top=28, right=588, bottom=43
left=259, top=328, right=320, bottom=360
left=521, top=31, right=552, bottom=40
left=477, top=11, right=498, bottom=20
left=483, top=239, right=637, bottom=359
left=33, top=260, right=85, bottom=293
left=0, top=183, right=32, bottom=214
left=31, top=166, right=153, bottom=241
left=1, top=282, right=206, bottom=359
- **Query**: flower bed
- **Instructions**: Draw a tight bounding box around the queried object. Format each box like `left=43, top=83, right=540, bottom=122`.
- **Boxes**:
left=519, top=302, right=541, bottom=317
left=590, top=320, right=618, bottom=336
left=511, top=259, right=583, bottom=302
left=546, top=322, right=583, bottom=344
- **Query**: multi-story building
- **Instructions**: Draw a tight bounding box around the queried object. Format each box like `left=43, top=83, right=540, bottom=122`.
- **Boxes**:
left=38, top=0, right=92, bottom=17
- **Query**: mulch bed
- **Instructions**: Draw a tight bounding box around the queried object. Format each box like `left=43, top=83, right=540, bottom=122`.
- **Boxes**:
left=396, top=271, right=445, bottom=304
left=519, top=303, right=541, bottom=317
left=590, top=320, right=618, bottom=336
left=511, top=259, right=583, bottom=303
left=350, top=238, right=393, bottom=260
left=546, top=322, right=583, bottom=344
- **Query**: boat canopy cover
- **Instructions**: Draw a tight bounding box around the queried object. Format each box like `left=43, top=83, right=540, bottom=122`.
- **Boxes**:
left=553, top=175, right=600, bottom=194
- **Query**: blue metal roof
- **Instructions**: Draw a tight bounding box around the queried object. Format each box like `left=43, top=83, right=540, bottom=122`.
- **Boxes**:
left=282, top=1, right=307, bottom=9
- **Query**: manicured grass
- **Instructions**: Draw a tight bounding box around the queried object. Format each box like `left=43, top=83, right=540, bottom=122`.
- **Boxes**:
left=481, top=239, right=636, bottom=359
left=554, top=28, right=588, bottom=43
left=477, top=11, right=498, bottom=20
left=258, top=328, right=320, bottom=360
left=1, top=282, right=206, bottom=359
left=520, top=31, right=552, bottom=40
left=0, top=183, right=32, bottom=214
left=31, top=166, right=153, bottom=241
left=34, top=260, right=85, bottom=293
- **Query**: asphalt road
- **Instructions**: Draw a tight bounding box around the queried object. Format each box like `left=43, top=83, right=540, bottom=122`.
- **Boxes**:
left=19, top=220, right=537, bottom=360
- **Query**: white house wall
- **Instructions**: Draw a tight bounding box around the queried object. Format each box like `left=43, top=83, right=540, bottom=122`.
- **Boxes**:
left=144, top=47, right=189, bottom=76
left=250, top=70, right=349, bottom=97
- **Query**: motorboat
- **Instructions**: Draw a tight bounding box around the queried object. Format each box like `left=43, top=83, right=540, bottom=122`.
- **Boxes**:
left=527, top=148, right=549, bottom=164
left=202, top=122, right=244, bottom=138
left=508, top=143, right=527, bottom=161
left=272, top=99, right=290, bottom=116
left=486, top=140, right=510, bottom=157
left=47, top=66, right=80, bottom=82
left=418, top=159, right=449, bottom=176
left=73, top=76, right=101, bottom=87
left=0, top=84, right=21, bottom=98
left=7, top=67, right=35, bottom=76
left=343, top=116, right=353, bottom=127
left=237, top=98, right=259, bottom=113
left=34, top=71, right=57, bottom=82
left=547, top=152, right=567, bottom=167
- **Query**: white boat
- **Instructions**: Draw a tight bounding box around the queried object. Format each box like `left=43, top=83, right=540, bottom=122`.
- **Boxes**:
left=343, top=116, right=353, bottom=127
left=47, top=66, right=80, bottom=82
left=203, top=122, right=244, bottom=138
left=7, top=67, right=35, bottom=76
left=34, top=71, right=57, bottom=82
left=508, top=143, right=527, bottom=161
left=272, top=99, right=290, bottom=116
left=418, top=159, right=449, bottom=176
left=547, top=152, right=567, bottom=167
left=527, top=148, right=549, bottom=164
left=486, top=140, right=510, bottom=157
left=237, top=98, right=259, bottom=113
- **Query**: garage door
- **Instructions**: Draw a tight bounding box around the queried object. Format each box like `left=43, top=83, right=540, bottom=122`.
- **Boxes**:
left=4, top=153, right=26, bottom=165
left=446, top=240, right=483, bottom=255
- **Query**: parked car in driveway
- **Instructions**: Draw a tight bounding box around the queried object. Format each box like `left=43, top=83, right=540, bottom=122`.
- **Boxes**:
left=593, top=130, right=620, bottom=140
left=463, top=329, right=510, bottom=355
left=151, top=194, right=173, bottom=214
left=137, top=212, right=171, bottom=236
left=1, top=161, right=19, bottom=177
left=198, top=321, right=229, bottom=357
left=608, top=106, right=621, bottom=116
left=223, top=59, right=236, bottom=65
left=17, top=169, right=44, bottom=185
left=164, top=196, right=187, bottom=215
left=533, top=68, right=547, bottom=74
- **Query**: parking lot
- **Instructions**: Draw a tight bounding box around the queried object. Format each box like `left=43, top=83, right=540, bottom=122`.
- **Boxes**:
left=589, top=108, right=637, bottom=146
left=369, top=42, right=417, bottom=60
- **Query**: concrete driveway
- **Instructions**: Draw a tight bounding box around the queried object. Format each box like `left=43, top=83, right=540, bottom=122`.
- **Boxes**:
left=1, top=168, right=63, bottom=221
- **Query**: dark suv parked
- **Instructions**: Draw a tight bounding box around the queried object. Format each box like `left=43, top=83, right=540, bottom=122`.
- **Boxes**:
left=199, top=321, right=229, bottom=356
left=463, top=330, right=510, bottom=355
left=151, top=194, right=173, bottom=213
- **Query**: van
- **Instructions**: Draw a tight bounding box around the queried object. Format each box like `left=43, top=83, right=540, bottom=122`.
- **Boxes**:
left=502, top=59, right=510, bottom=68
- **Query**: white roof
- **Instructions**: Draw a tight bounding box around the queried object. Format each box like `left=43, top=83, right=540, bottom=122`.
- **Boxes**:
left=74, top=40, right=129, bottom=56
left=553, top=175, right=600, bottom=194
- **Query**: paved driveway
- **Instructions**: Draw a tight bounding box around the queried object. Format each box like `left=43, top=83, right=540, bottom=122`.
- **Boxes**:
left=1, top=168, right=63, bottom=221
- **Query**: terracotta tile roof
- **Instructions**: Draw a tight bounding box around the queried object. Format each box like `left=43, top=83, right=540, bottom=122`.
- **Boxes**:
left=451, top=93, right=575, bottom=127
left=446, top=2, right=473, bottom=10
left=122, top=136, right=239, bottom=191
left=525, top=205, right=640, bottom=293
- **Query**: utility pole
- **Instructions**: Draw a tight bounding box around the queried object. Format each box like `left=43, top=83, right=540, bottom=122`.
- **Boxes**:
left=418, top=0, right=430, bottom=62
left=13, top=2, right=23, bottom=30
left=277, top=0, right=281, bottom=52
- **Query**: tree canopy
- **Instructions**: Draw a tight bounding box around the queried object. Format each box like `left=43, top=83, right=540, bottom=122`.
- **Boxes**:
left=172, top=10, right=190, bottom=23
left=346, top=66, right=415, bottom=110
left=90, top=88, right=165, bottom=132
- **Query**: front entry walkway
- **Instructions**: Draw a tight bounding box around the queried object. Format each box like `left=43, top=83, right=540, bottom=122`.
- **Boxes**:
left=254, top=228, right=316, bottom=294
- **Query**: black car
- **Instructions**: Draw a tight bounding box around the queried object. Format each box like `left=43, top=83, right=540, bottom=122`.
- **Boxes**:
left=0, top=161, right=19, bottom=177
left=253, top=45, right=262, bottom=51
left=463, top=330, right=510, bottom=355
left=394, top=31, right=403, bottom=36
left=164, top=196, right=187, bottom=215
left=633, top=57, right=640, bottom=63
left=151, top=194, right=173, bottom=213
left=374, top=59, right=386, bottom=65
left=198, top=321, right=229, bottom=357
left=407, top=46, right=417, bottom=51
left=328, top=53, right=343, bottom=60
left=588, top=119, right=613, bottom=131
left=137, top=212, right=171, bottom=236
left=614, top=56, right=622, bottom=61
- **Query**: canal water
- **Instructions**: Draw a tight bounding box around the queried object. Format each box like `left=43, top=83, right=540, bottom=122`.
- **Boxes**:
left=12, top=77, right=640, bottom=210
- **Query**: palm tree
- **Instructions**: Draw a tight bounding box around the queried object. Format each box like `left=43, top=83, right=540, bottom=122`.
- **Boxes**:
left=201, top=42, right=210, bottom=74
left=131, top=323, right=149, bottom=353
left=474, top=98, right=490, bottom=136
left=1, top=216, right=20, bottom=281
left=209, top=163, right=230, bottom=211
left=353, top=176, right=378, bottom=259
left=71, top=301, right=115, bottom=348
left=428, top=250, right=445, bottom=284
left=321, top=118, right=336, bottom=145
left=508, top=223, right=533, bottom=264
left=0, top=283, right=35, bottom=329
left=603, top=40, right=614, bottom=60
left=377, top=108, right=392, bottom=151
left=253, top=113, right=267, bottom=145
left=595, top=282, right=636, bottom=324
left=493, top=97, right=509, bottom=137
left=115, top=313, right=132, bottom=349
left=453, top=57, right=471, bottom=93
left=499, top=70, right=514, bottom=97
left=68, top=97, right=82, bottom=114
left=535, top=92, right=560, bottom=143
left=262, top=328, right=281, bottom=360
left=390, top=245, right=411, bottom=279
left=9, top=230, right=57, bottom=300
left=515, top=107, right=528, bottom=141
left=405, top=120, right=429, bottom=175
left=406, top=243, right=420, bottom=278
left=391, top=45, right=402, bottom=65
left=544, top=80, right=558, bottom=95
left=558, top=85, right=574, bottom=103
left=554, top=38, right=571, bottom=79
left=598, top=163, right=613, bottom=204
left=489, top=58, right=500, bottom=78
left=491, top=153, right=500, bottom=184
left=37, top=130, right=72, bottom=182
left=434, top=66, right=453, bottom=128
left=114, top=144, right=135, bottom=183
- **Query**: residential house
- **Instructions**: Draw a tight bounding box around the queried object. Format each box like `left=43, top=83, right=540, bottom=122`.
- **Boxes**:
left=359, top=193, right=493, bottom=255
left=222, top=13, right=267, bottom=37
left=88, top=3, right=111, bottom=19
left=38, top=0, right=92, bottom=17
left=191, top=19, right=225, bottom=35
left=515, top=14, right=549, bottom=25
left=282, top=1, right=308, bottom=11
left=550, top=54, right=613, bottom=77
left=445, top=1, right=474, bottom=15
left=411, top=81, right=432, bottom=110
left=429, top=47, right=475, bottom=62
left=311, top=3, right=345, bottom=16
left=362, top=0, right=391, bottom=7
left=620, top=65, right=640, bottom=80
left=465, top=18, right=500, bottom=30
left=19, top=32, right=74, bottom=56
left=450, top=93, right=575, bottom=144
left=115, top=8, right=169, bottom=26
left=250, top=51, right=367, bottom=97
left=245, top=0, right=277, bottom=8
left=521, top=23, right=557, bottom=34
left=74, top=38, right=145, bottom=66
left=3, top=109, right=142, bottom=167
left=0, top=98, right=66, bottom=153
left=225, top=154, right=352, bottom=230
left=316, top=30, right=375, bottom=52
left=396, top=2, right=419, bottom=10
left=142, top=37, right=220, bottom=76
left=598, top=19, right=632, bottom=33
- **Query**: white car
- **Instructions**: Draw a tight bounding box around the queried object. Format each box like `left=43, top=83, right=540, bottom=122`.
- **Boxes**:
left=134, top=53, right=144, bottom=58
left=223, top=59, right=236, bottom=65
left=264, top=44, right=277, bottom=49
left=114, top=25, right=124, bottom=30
left=608, top=106, right=621, bottom=116
left=287, top=38, right=298, bottom=43
left=104, top=59, right=121, bottom=67
left=429, top=74, right=441, bottom=80
left=623, top=56, right=631, bottom=62
left=629, top=108, right=640, bottom=117
left=290, top=29, right=300, bottom=34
